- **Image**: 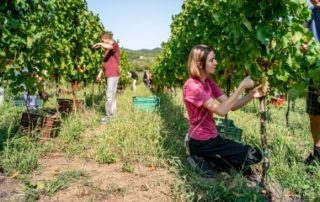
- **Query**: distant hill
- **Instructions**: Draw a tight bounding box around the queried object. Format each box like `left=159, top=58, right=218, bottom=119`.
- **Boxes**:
left=123, top=48, right=162, bottom=59
left=123, top=48, right=162, bottom=71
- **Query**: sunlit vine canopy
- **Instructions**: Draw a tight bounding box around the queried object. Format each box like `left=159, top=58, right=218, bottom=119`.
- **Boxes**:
left=154, top=0, right=320, bottom=98
left=0, top=0, right=131, bottom=94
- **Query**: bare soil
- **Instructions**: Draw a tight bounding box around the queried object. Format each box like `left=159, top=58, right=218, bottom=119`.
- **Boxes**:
left=0, top=173, right=25, bottom=201
left=30, top=153, right=174, bottom=202
left=0, top=154, right=303, bottom=202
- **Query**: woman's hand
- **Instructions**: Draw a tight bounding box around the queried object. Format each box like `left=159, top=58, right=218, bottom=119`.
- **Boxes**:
left=96, top=71, right=102, bottom=81
left=92, top=42, right=113, bottom=50
left=92, top=43, right=101, bottom=49
left=250, top=85, right=268, bottom=99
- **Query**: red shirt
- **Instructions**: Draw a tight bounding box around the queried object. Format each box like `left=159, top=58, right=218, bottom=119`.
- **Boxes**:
left=102, top=42, right=120, bottom=77
left=183, top=77, right=223, bottom=141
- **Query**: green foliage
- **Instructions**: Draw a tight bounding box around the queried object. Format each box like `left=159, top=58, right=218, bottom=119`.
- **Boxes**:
left=91, top=86, right=166, bottom=165
left=45, top=0, right=105, bottom=83
left=24, top=170, right=85, bottom=201
left=1, top=136, right=39, bottom=174
left=59, top=115, right=89, bottom=143
left=24, top=179, right=41, bottom=202
left=0, top=0, right=104, bottom=95
left=1, top=0, right=133, bottom=98
left=2, top=83, right=319, bottom=200
left=58, top=110, right=99, bottom=148
left=0, top=0, right=55, bottom=94
left=43, top=84, right=168, bottom=165
left=176, top=175, right=265, bottom=201
left=288, top=83, right=307, bottom=100
left=154, top=0, right=317, bottom=95
left=95, top=147, right=117, bottom=164
left=234, top=98, right=320, bottom=201
left=0, top=103, right=39, bottom=175
left=43, top=170, right=85, bottom=196
left=0, top=103, right=22, bottom=149
left=119, top=50, right=132, bottom=87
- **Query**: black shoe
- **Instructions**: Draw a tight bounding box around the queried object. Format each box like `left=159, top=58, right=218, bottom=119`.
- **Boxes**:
left=304, top=153, right=320, bottom=166
left=187, top=155, right=217, bottom=178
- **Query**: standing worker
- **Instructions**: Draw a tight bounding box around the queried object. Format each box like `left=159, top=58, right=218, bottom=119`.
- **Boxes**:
left=93, top=31, right=120, bottom=124
left=143, top=70, right=151, bottom=88
left=127, top=70, right=139, bottom=91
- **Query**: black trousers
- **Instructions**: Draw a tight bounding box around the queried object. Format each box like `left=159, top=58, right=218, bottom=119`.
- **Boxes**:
left=189, top=135, right=262, bottom=171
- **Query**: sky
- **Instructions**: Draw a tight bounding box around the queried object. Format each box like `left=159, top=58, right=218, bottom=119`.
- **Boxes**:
left=86, top=0, right=183, bottom=50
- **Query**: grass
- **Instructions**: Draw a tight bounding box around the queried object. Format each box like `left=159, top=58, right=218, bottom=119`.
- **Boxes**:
left=231, top=98, right=320, bottom=200
left=0, top=102, right=23, bottom=150
left=24, top=170, right=86, bottom=201
left=0, top=83, right=319, bottom=201
left=0, top=103, right=39, bottom=175
left=1, top=136, right=39, bottom=175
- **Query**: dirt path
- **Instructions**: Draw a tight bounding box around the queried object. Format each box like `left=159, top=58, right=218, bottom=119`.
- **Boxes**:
left=0, top=152, right=302, bottom=202
left=28, top=153, right=175, bottom=202
left=0, top=173, right=25, bottom=201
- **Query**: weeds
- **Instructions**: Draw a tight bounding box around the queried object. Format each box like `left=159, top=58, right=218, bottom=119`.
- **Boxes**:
left=1, top=136, right=39, bottom=175
left=95, top=147, right=117, bottom=164
left=24, top=170, right=85, bottom=201
left=45, top=170, right=85, bottom=196
left=1, top=84, right=319, bottom=201
left=122, top=161, right=134, bottom=173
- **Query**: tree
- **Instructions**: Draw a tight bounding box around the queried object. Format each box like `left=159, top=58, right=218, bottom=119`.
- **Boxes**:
left=154, top=0, right=315, bottom=187
left=1, top=0, right=55, bottom=95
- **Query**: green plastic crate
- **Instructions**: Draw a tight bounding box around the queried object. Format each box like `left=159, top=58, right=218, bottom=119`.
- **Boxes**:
left=133, top=96, right=160, bottom=112
left=215, top=117, right=235, bottom=127
left=214, top=117, right=242, bottom=142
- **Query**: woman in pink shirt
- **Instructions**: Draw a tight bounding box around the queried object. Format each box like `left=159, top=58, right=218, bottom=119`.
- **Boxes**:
left=183, top=44, right=265, bottom=178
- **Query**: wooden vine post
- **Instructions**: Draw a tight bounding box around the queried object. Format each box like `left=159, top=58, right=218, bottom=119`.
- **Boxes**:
left=286, top=98, right=291, bottom=127
left=223, top=75, right=232, bottom=140
left=259, top=96, right=269, bottom=188
left=72, top=79, right=78, bottom=112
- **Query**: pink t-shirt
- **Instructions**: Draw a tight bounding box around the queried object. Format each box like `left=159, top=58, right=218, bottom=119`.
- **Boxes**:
left=183, top=77, right=224, bottom=141
left=103, top=42, right=120, bottom=77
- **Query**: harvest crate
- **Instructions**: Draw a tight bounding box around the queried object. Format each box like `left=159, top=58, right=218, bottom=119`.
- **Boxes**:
left=214, top=117, right=242, bottom=142
left=42, top=116, right=60, bottom=138
left=133, top=96, right=160, bottom=112
left=20, top=112, right=43, bottom=130
left=57, top=98, right=84, bottom=114
left=20, top=111, right=60, bottom=138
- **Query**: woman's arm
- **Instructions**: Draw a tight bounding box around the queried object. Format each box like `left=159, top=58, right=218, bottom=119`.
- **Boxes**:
left=203, top=76, right=255, bottom=116
left=217, top=85, right=265, bottom=111
left=92, top=42, right=113, bottom=50
left=230, top=93, right=254, bottom=110
left=203, top=86, right=244, bottom=116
